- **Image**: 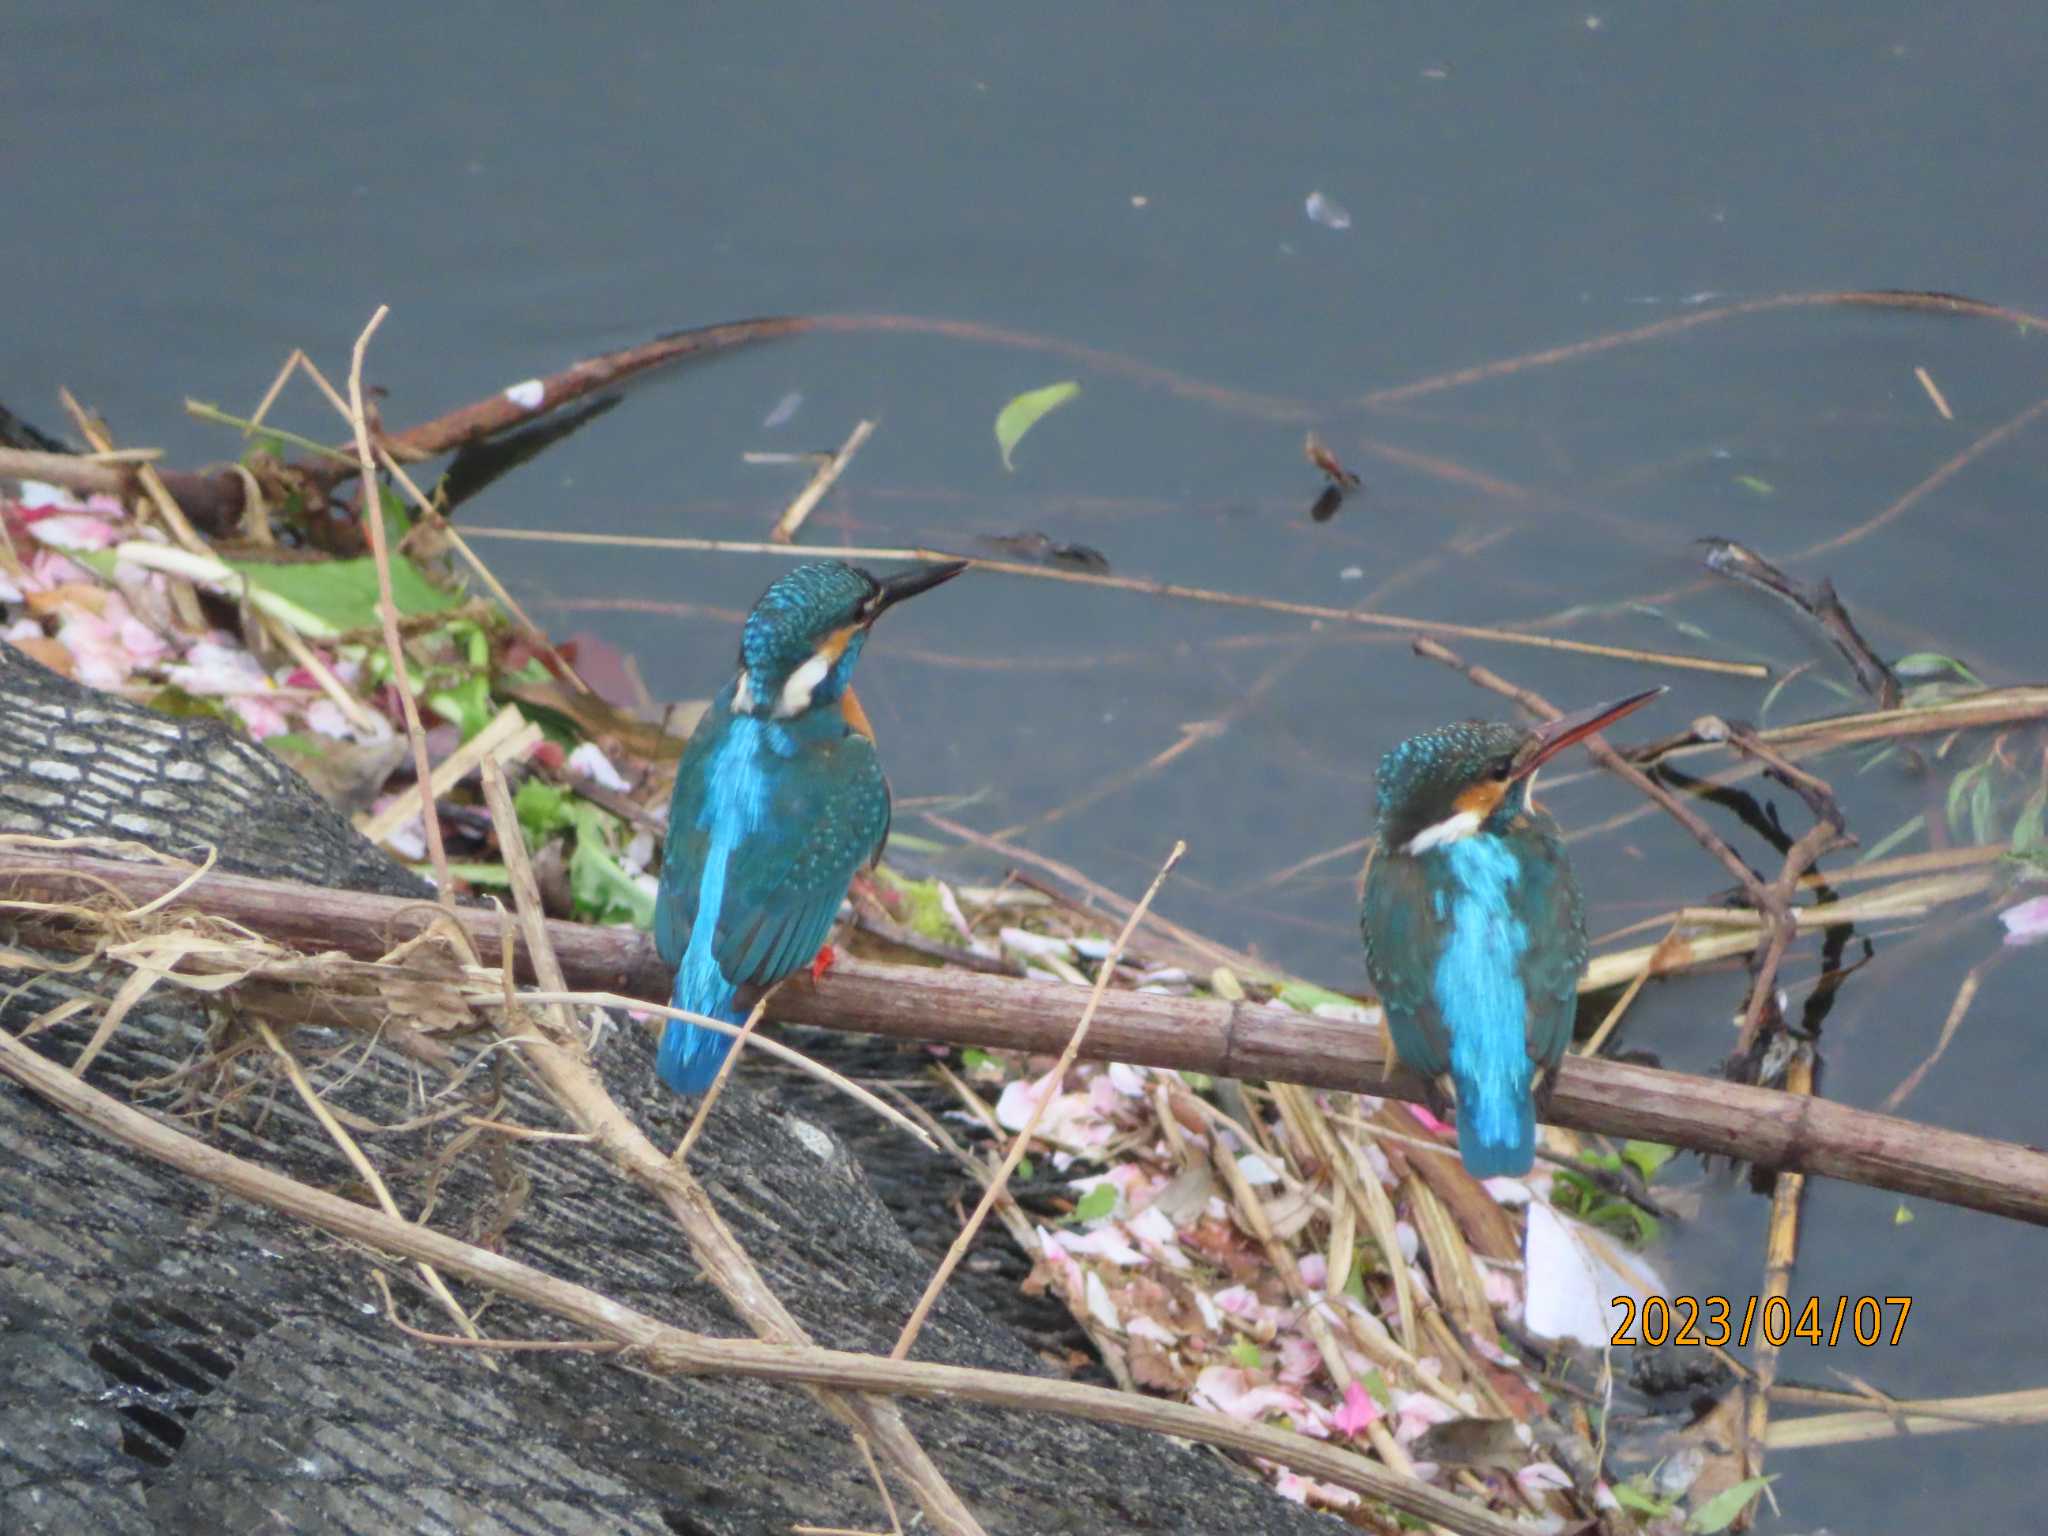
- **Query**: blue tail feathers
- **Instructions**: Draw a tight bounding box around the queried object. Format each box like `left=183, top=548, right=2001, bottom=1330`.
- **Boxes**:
left=657, top=947, right=739, bottom=1095
left=1454, top=1073, right=1536, bottom=1177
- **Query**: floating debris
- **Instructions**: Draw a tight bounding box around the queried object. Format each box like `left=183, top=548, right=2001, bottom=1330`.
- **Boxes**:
left=1303, top=191, right=1351, bottom=231
left=1304, top=432, right=1362, bottom=523
left=993, top=381, right=1080, bottom=471
left=976, top=530, right=1111, bottom=573
left=761, top=390, right=804, bottom=429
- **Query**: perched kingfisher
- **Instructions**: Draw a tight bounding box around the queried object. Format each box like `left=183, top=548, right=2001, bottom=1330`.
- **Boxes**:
left=1360, top=688, right=1664, bottom=1177
left=654, top=558, right=967, bottom=1094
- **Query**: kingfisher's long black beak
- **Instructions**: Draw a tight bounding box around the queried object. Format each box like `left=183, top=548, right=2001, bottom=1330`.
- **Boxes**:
left=1512, top=686, right=1666, bottom=780
left=869, top=559, right=969, bottom=619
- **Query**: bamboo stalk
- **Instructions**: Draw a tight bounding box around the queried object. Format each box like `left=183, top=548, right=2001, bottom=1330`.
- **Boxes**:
left=1, top=848, right=2044, bottom=1225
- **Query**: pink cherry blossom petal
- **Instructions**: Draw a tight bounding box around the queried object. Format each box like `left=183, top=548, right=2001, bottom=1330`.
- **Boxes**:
left=1999, top=896, right=2048, bottom=947
left=1330, top=1380, right=1381, bottom=1438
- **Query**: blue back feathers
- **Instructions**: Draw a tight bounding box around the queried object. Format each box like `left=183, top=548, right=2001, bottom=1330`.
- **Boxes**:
left=1363, top=717, right=1584, bottom=1179
left=1432, top=835, right=1535, bottom=1176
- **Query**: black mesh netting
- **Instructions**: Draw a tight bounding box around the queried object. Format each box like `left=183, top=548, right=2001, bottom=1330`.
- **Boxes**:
left=0, top=648, right=1330, bottom=1535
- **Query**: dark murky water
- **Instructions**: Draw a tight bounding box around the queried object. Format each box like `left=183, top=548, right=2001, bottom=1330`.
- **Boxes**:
left=8, top=4, right=2047, bottom=1527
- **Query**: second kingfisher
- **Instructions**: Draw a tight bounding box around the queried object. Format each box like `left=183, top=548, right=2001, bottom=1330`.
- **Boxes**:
left=654, top=557, right=967, bottom=1095
left=1360, top=688, right=1664, bottom=1177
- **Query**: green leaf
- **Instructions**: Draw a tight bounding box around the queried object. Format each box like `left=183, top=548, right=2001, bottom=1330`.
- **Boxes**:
left=994, top=381, right=1080, bottom=471
left=515, top=778, right=578, bottom=843
left=1893, top=651, right=1982, bottom=686
left=1688, top=1474, right=1775, bottom=1532
left=1612, top=1480, right=1676, bottom=1517
left=1227, top=1338, right=1263, bottom=1369
left=961, top=1048, right=999, bottom=1075
left=1621, top=1140, right=1676, bottom=1181
left=261, top=732, right=328, bottom=758
left=1733, top=474, right=1775, bottom=496
left=1359, top=1368, right=1392, bottom=1409
left=377, top=485, right=413, bottom=545
left=426, top=673, right=496, bottom=739
left=1946, top=762, right=1983, bottom=837
left=1343, top=1255, right=1369, bottom=1305
left=569, top=834, right=655, bottom=929
left=1969, top=771, right=1998, bottom=846
left=1016, top=1156, right=1035, bottom=1181
left=879, top=830, right=947, bottom=856
left=1856, top=811, right=1925, bottom=865
left=2012, top=788, right=2047, bottom=852
left=410, top=861, right=512, bottom=886
left=224, top=553, right=465, bottom=635
left=1070, top=1182, right=1118, bottom=1223
left=1893, top=1201, right=1914, bottom=1225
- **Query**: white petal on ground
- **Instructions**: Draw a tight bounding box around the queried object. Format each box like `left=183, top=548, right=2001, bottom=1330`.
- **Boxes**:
left=1522, top=1197, right=1667, bottom=1347
left=567, top=741, right=631, bottom=792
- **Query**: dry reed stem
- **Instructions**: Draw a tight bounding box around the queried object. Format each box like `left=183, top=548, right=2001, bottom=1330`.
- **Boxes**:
left=1765, top=1385, right=2048, bottom=1447
left=357, top=703, right=541, bottom=848
left=1740, top=1045, right=1813, bottom=1528
left=922, top=812, right=1269, bottom=980
left=1881, top=952, right=2001, bottom=1113
left=1912, top=366, right=1954, bottom=421
left=891, top=840, right=1185, bottom=1361
left=456, top=526, right=1766, bottom=678
left=473, top=760, right=987, bottom=1536
left=0, top=1024, right=1525, bottom=1536
left=346, top=307, right=455, bottom=902
left=771, top=418, right=876, bottom=543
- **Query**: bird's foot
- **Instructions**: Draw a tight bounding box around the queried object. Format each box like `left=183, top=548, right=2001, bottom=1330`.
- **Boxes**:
left=1425, top=1073, right=1458, bottom=1129
left=809, top=943, right=839, bottom=983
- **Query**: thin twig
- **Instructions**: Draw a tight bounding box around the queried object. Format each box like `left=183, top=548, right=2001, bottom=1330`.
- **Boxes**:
left=890, top=840, right=1185, bottom=1360
left=671, top=990, right=772, bottom=1165
left=346, top=307, right=454, bottom=903
left=458, top=527, right=1766, bottom=678
left=254, top=1019, right=485, bottom=1348
left=1741, top=1046, right=1813, bottom=1523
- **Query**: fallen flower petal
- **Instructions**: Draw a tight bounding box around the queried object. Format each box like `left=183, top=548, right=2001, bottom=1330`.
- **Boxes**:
left=1998, top=895, right=2048, bottom=946
left=1330, top=1380, right=1381, bottom=1438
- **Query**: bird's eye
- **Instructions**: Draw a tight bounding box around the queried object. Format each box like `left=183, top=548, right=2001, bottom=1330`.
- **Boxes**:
left=1489, top=755, right=1516, bottom=781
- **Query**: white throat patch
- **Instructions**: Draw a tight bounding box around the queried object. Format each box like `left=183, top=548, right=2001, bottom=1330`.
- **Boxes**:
left=731, top=672, right=758, bottom=715
left=774, top=648, right=834, bottom=718
left=1403, top=808, right=1482, bottom=856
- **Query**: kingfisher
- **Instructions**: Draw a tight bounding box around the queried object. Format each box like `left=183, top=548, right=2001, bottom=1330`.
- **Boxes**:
left=654, top=557, right=967, bottom=1094
left=1360, top=688, right=1664, bottom=1177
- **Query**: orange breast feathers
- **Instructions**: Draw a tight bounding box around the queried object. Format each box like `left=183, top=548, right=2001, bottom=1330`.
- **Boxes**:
left=839, top=685, right=875, bottom=741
